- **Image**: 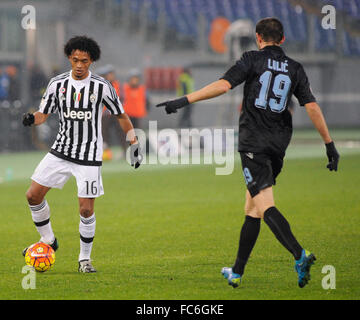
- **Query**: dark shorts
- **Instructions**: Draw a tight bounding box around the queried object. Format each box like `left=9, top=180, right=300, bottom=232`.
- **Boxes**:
left=240, top=152, right=284, bottom=198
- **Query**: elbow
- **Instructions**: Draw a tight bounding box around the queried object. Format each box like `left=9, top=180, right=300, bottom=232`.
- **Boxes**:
left=305, top=102, right=319, bottom=110
left=305, top=102, right=321, bottom=115
left=222, top=86, right=231, bottom=94
left=305, top=102, right=323, bottom=120
left=219, top=80, right=232, bottom=94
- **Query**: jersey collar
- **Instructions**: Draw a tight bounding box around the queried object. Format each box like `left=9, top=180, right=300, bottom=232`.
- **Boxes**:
left=69, top=70, right=92, bottom=88
left=261, top=45, right=284, bottom=53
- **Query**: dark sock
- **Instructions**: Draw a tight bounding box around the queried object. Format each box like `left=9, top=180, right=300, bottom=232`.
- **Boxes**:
left=263, top=206, right=303, bottom=260
left=232, top=216, right=261, bottom=275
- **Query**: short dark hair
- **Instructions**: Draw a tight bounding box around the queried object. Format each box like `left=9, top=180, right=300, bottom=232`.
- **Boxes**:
left=255, top=18, right=284, bottom=44
left=64, top=36, right=101, bottom=61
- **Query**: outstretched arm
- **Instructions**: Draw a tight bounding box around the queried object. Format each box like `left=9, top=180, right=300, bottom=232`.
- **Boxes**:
left=186, top=79, right=232, bottom=103
left=157, top=79, right=232, bottom=114
left=157, top=52, right=251, bottom=113
left=305, top=102, right=339, bottom=171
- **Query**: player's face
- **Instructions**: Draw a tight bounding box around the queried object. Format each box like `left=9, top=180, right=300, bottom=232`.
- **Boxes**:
left=69, top=50, right=93, bottom=80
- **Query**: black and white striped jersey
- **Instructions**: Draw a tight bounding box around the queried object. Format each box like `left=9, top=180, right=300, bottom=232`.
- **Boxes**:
left=39, top=70, right=124, bottom=166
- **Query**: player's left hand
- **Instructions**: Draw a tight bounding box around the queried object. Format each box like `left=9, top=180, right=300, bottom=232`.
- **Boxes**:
left=156, top=96, right=189, bottom=114
left=325, top=141, right=340, bottom=172
left=130, top=142, right=143, bottom=169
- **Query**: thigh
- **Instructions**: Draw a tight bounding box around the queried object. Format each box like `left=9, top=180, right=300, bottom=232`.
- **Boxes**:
left=72, top=164, right=104, bottom=198
left=244, top=190, right=262, bottom=218
left=31, top=153, right=72, bottom=189
left=26, top=180, right=51, bottom=205
left=240, top=152, right=279, bottom=198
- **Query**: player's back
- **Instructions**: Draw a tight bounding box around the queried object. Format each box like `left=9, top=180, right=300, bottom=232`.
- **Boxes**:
left=222, top=45, right=315, bottom=157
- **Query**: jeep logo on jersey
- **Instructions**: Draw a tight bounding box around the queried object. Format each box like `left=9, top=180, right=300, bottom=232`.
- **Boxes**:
left=63, top=108, right=92, bottom=121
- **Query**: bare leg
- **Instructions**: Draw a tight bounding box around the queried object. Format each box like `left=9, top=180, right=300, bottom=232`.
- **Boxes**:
left=78, top=197, right=95, bottom=218
left=26, top=180, right=51, bottom=205
left=249, top=187, right=275, bottom=218
left=244, top=190, right=262, bottom=218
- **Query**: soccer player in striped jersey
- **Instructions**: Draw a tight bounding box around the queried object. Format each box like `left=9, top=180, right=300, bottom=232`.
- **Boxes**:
left=22, top=36, right=142, bottom=273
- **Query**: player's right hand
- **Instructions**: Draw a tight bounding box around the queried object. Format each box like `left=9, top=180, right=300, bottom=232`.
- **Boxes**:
left=325, top=141, right=339, bottom=172
left=130, top=142, right=143, bottom=169
left=156, top=96, right=189, bottom=114
left=22, top=113, right=35, bottom=127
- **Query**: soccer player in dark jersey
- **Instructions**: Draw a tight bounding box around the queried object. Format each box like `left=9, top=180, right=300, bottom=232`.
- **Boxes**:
left=157, top=18, right=339, bottom=288
left=22, top=36, right=142, bottom=273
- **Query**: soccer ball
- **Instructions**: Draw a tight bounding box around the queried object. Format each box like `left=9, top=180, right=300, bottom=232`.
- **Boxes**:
left=25, top=242, right=55, bottom=272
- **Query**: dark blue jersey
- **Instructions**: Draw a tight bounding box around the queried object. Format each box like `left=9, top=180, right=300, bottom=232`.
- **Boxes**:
left=221, top=45, right=316, bottom=157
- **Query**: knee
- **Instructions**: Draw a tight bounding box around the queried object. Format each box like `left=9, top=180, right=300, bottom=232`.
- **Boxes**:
left=257, top=205, right=274, bottom=219
left=245, top=203, right=259, bottom=218
left=244, top=197, right=257, bottom=215
left=79, top=206, right=93, bottom=218
left=245, top=208, right=261, bottom=219
left=246, top=204, right=267, bottom=219
left=26, top=189, right=43, bottom=205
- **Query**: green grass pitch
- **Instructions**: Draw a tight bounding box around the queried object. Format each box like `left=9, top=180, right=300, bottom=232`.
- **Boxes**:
left=0, top=133, right=359, bottom=300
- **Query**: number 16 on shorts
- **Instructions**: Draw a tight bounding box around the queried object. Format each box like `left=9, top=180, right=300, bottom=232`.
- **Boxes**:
left=85, top=180, right=98, bottom=196
left=77, top=166, right=104, bottom=198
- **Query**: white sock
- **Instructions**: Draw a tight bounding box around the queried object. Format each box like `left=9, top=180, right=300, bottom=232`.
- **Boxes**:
left=30, top=200, right=55, bottom=244
left=79, top=213, right=96, bottom=262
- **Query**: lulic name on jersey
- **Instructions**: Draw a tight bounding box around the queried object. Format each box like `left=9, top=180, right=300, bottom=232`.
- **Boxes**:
left=268, top=58, right=288, bottom=72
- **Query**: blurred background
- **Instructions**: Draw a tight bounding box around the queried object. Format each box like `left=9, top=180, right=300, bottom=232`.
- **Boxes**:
left=1, top=1, right=360, bottom=300
left=0, top=0, right=359, bottom=157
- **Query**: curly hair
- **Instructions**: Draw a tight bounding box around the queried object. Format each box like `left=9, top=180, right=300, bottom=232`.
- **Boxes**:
left=64, top=36, right=101, bottom=61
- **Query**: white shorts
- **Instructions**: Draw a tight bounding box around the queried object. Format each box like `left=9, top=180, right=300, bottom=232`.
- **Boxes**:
left=31, top=153, right=104, bottom=198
